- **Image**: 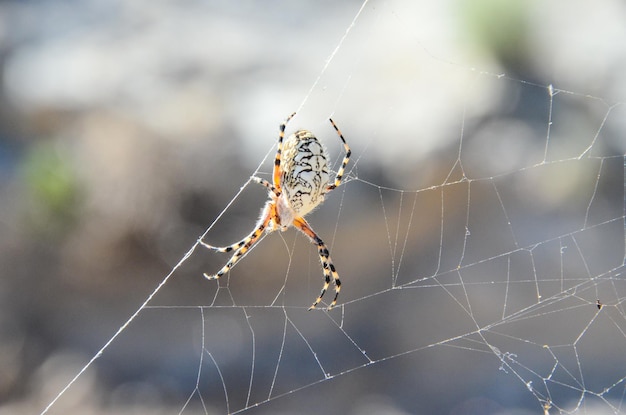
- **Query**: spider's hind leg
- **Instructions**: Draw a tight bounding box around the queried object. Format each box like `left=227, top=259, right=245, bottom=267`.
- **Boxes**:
left=325, top=118, right=351, bottom=193
left=252, top=176, right=281, bottom=196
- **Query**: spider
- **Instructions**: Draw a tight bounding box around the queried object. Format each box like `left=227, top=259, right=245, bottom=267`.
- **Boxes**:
left=200, top=112, right=351, bottom=310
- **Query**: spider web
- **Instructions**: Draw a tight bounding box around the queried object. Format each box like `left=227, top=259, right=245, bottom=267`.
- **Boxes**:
left=20, top=0, right=626, bottom=414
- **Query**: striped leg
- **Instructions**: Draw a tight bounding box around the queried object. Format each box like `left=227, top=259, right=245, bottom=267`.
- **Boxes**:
left=252, top=176, right=280, bottom=196
left=201, top=213, right=271, bottom=279
left=325, top=118, right=351, bottom=192
left=273, top=112, right=296, bottom=189
left=293, top=217, right=341, bottom=310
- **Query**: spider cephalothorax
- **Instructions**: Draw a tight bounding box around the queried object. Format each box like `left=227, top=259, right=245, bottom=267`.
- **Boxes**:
left=200, top=112, right=351, bottom=310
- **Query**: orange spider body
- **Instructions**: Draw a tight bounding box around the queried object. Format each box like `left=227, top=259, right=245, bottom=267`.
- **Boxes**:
left=201, top=113, right=350, bottom=310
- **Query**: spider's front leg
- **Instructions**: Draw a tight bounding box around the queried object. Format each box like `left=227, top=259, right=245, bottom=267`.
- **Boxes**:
left=293, top=217, right=341, bottom=310
left=200, top=203, right=273, bottom=279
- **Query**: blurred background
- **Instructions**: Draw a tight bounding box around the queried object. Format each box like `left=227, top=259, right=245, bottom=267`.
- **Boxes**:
left=0, top=0, right=625, bottom=414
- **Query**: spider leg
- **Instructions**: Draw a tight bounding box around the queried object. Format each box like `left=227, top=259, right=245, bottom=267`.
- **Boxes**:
left=325, top=118, right=351, bottom=193
left=252, top=176, right=281, bottom=196
left=199, top=235, right=250, bottom=253
left=293, top=217, right=341, bottom=310
left=273, top=112, right=296, bottom=189
left=201, top=212, right=272, bottom=279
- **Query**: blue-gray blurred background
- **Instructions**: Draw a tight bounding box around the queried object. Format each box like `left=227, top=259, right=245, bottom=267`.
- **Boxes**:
left=0, top=0, right=625, bottom=414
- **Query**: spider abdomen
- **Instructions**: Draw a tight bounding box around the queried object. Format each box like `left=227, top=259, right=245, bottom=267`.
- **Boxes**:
left=280, top=130, right=330, bottom=217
